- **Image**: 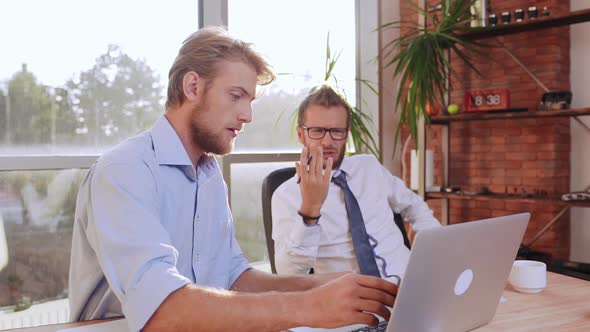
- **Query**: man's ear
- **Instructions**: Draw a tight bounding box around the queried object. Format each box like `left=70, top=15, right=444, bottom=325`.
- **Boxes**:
left=182, top=71, right=201, bottom=103
left=296, top=126, right=305, bottom=145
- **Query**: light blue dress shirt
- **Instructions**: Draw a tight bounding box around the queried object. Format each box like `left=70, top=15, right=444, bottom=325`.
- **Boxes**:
left=69, top=116, right=251, bottom=331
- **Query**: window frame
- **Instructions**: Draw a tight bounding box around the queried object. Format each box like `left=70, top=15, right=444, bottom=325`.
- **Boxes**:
left=0, top=155, right=97, bottom=171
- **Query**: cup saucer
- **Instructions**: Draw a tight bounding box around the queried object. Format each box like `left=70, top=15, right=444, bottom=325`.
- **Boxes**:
left=513, top=285, right=544, bottom=294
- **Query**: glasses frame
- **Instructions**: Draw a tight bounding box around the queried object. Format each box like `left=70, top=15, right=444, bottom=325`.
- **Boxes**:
left=300, top=125, right=349, bottom=140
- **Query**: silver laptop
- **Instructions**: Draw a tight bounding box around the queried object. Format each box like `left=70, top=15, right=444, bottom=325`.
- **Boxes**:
left=292, top=213, right=530, bottom=332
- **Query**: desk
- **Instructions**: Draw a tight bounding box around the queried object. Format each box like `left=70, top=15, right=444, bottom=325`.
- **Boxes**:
left=7, top=272, right=590, bottom=332
left=475, top=272, right=590, bottom=331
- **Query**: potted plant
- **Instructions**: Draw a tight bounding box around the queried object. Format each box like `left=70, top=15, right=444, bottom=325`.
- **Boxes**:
left=381, top=0, right=489, bottom=149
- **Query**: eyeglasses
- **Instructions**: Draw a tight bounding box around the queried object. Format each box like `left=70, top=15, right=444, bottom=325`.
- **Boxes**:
left=300, top=125, right=348, bottom=140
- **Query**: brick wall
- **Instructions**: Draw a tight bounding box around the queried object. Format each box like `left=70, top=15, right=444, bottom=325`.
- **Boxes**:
left=399, top=0, right=571, bottom=259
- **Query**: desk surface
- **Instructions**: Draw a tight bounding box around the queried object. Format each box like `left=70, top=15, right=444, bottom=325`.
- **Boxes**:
left=7, top=272, right=590, bottom=332
left=475, top=272, right=590, bottom=331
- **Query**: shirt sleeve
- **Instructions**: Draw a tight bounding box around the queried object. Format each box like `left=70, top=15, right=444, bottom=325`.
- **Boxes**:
left=228, top=219, right=253, bottom=286
left=271, top=181, right=320, bottom=274
left=376, top=158, right=441, bottom=233
left=85, top=161, right=191, bottom=331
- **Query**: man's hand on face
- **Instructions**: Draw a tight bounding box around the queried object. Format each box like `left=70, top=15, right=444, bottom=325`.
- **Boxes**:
left=296, top=145, right=333, bottom=224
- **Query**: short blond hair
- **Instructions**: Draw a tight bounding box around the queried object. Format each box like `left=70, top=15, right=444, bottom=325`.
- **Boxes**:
left=166, top=26, right=275, bottom=109
left=297, top=85, right=352, bottom=128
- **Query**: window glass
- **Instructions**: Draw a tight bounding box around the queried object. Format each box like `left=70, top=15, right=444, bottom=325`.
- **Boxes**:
left=0, top=169, right=86, bottom=329
left=228, top=0, right=356, bottom=152
left=231, top=162, right=294, bottom=262
left=0, top=0, right=198, bottom=156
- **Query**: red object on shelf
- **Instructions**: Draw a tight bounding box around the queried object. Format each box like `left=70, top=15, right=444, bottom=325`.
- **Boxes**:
left=425, top=102, right=440, bottom=116
left=464, top=89, right=510, bottom=112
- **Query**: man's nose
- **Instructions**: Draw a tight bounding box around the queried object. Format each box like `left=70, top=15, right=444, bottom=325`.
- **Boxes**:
left=238, top=105, right=252, bottom=123
left=320, top=132, right=335, bottom=145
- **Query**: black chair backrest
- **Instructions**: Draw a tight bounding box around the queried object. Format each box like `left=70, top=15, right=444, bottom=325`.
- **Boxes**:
left=395, top=213, right=411, bottom=250
left=261, top=167, right=411, bottom=274
left=261, top=167, right=297, bottom=273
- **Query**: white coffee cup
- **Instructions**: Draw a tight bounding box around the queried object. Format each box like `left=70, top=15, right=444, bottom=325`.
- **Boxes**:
left=508, top=260, right=547, bottom=294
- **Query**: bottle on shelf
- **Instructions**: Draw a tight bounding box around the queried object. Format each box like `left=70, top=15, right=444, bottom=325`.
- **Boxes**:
left=470, top=0, right=488, bottom=27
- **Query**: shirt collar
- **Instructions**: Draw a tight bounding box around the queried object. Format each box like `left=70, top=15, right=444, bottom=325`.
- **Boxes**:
left=334, top=155, right=352, bottom=179
left=150, top=115, right=221, bottom=182
left=197, top=155, right=221, bottom=180
left=150, top=115, right=193, bottom=167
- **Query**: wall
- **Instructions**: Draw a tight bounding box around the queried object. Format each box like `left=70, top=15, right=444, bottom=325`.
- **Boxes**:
left=400, top=0, right=577, bottom=260
left=358, top=0, right=380, bottom=156
left=379, top=0, right=403, bottom=173
left=570, top=0, right=590, bottom=263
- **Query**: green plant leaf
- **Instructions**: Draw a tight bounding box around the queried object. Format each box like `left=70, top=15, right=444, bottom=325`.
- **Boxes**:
left=285, top=32, right=381, bottom=158
left=383, top=0, right=493, bottom=152
left=358, top=78, right=379, bottom=96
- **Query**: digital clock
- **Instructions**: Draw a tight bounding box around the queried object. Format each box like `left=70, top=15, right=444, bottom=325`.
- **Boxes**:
left=464, top=89, right=510, bottom=112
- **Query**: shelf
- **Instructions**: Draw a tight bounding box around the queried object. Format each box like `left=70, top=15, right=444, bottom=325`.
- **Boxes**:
left=426, top=191, right=590, bottom=208
left=419, top=7, right=590, bottom=229
left=429, top=107, right=590, bottom=124
left=460, top=8, right=590, bottom=41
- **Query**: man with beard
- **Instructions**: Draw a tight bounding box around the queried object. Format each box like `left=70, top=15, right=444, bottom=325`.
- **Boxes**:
left=272, top=85, right=440, bottom=281
left=69, top=28, right=397, bottom=332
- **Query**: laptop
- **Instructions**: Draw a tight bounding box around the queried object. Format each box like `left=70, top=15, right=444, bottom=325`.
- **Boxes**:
left=292, top=212, right=530, bottom=332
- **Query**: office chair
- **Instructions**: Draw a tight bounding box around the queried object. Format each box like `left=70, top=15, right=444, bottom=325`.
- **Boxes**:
left=261, top=167, right=411, bottom=274
left=261, top=167, right=296, bottom=273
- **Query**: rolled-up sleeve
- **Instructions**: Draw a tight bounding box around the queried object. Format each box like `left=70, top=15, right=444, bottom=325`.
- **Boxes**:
left=228, top=234, right=252, bottom=287
left=85, top=162, right=191, bottom=331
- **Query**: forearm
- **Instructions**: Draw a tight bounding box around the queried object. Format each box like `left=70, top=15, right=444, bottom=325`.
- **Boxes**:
left=231, top=268, right=320, bottom=292
left=146, top=273, right=399, bottom=331
left=407, top=205, right=440, bottom=231
left=273, top=197, right=321, bottom=274
left=274, top=229, right=320, bottom=275
left=400, top=192, right=440, bottom=232
left=144, top=284, right=306, bottom=332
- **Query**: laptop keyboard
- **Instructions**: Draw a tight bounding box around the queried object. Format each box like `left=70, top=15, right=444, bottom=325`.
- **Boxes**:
left=351, top=321, right=388, bottom=332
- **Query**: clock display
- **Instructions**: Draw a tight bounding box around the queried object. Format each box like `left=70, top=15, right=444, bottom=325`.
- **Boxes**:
left=464, top=89, right=510, bottom=112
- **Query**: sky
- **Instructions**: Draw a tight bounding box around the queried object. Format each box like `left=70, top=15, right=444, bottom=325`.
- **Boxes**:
left=0, top=0, right=198, bottom=88
left=228, top=0, right=356, bottom=96
left=0, top=0, right=356, bottom=98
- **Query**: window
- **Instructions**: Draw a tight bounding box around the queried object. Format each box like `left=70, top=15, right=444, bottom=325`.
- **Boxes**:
left=0, top=1, right=198, bottom=328
left=223, top=0, right=377, bottom=265
left=231, top=162, right=294, bottom=262
left=228, top=0, right=357, bottom=152
left=0, top=0, right=198, bottom=155
left=0, top=170, right=85, bottom=328
left=0, top=0, right=379, bottom=328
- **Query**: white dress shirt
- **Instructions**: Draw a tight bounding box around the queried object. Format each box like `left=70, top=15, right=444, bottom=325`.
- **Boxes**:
left=272, top=154, right=440, bottom=278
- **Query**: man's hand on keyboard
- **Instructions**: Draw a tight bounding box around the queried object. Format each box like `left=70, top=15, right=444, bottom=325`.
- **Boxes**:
left=300, top=273, right=398, bottom=328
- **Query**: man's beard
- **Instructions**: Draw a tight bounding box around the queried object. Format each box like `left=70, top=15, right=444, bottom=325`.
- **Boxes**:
left=190, top=97, right=234, bottom=155
left=320, top=144, right=346, bottom=169
left=331, top=146, right=346, bottom=169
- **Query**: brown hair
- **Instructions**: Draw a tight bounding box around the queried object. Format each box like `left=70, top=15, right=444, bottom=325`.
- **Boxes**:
left=297, top=85, right=352, bottom=127
left=166, top=26, right=275, bottom=109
